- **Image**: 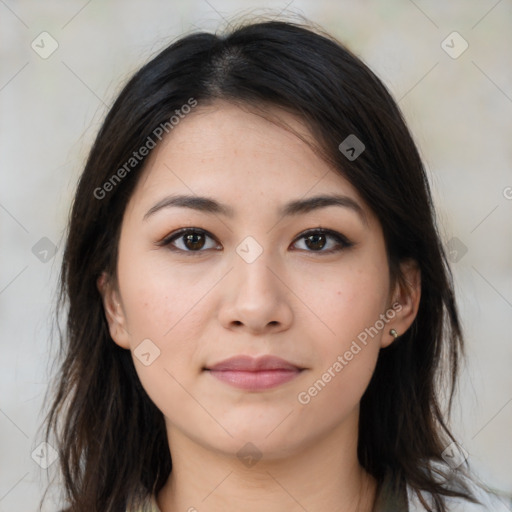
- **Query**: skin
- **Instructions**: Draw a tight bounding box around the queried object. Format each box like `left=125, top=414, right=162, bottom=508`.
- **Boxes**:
left=98, top=101, right=421, bottom=512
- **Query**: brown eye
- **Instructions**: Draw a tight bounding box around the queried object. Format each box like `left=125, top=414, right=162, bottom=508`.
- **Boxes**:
left=292, top=229, right=353, bottom=254
left=182, top=232, right=206, bottom=250
left=160, top=228, right=219, bottom=253
left=304, top=233, right=327, bottom=251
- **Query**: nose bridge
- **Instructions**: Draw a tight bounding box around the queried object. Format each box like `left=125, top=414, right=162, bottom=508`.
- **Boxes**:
left=233, top=235, right=280, bottom=298
left=218, top=234, right=293, bottom=332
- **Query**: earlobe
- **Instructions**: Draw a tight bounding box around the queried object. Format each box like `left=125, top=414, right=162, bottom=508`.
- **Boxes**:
left=96, top=272, right=131, bottom=349
left=382, top=259, right=421, bottom=348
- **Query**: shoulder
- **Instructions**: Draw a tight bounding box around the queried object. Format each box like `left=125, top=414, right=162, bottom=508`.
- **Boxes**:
left=406, top=480, right=511, bottom=511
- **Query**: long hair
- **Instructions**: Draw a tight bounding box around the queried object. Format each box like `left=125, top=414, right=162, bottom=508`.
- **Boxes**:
left=42, top=16, right=480, bottom=511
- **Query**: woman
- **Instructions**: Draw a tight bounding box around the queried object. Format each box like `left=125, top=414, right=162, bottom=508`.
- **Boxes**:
left=42, top=17, right=507, bottom=512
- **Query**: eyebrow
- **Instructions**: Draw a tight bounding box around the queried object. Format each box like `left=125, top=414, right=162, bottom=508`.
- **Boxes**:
left=143, top=193, right=368, bottom=225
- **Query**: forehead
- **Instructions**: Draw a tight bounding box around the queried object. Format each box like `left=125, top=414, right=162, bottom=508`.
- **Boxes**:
left=128, top=101, right=369, bottom=220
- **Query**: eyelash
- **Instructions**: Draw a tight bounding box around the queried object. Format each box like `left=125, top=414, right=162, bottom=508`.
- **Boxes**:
left=158, top=227, right=354, bottom=255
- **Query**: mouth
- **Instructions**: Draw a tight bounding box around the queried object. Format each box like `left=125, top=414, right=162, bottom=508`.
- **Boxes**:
left=203, top=355, right=306, bottom=391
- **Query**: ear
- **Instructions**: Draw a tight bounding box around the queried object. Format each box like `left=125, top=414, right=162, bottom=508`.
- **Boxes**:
left=381, top=259, right=421, bottom=348
left=96, top=272, right=131, bottom=349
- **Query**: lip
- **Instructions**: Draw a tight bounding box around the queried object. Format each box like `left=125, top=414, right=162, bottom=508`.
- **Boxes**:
left=204, top=355, right=305, bottom=391
left=206, top=355, right=302, bottom=372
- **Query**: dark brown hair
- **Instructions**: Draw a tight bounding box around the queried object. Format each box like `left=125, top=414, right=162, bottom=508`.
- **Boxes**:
left=43, top=16, right=481, bottom=512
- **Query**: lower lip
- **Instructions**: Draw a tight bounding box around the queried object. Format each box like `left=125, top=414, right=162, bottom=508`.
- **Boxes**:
left=207, top=369, right=302, bottom=390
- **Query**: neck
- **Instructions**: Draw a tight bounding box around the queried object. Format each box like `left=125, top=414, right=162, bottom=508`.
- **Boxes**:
left=156, top=413, right=378, bottom=512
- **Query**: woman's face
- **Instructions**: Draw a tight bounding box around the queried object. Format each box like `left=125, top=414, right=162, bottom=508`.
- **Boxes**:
left=100, top=101, right=417, bottom=460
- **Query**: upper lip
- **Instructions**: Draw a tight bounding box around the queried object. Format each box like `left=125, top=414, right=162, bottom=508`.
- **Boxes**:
left=205, top=355, right=303, bottom=372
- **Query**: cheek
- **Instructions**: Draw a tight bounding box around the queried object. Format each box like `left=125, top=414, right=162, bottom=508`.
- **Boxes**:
left=119, top=272, right=210, bottom=421
left=294, top=345, right=378, bottom=447
left=116, top=248, right=213, bottom=391
left=293, top=271, right=387, bottom=428
left=117, top=245, right=208, bottom=340
left=295, top=251, right=389, bottom=398
left=295, top=250, right=390, bottom=346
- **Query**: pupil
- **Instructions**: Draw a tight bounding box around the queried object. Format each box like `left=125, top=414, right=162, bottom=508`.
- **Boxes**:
left=185, top=232, right=204, bottom=250
left=306, top=233, right=326, bottom=250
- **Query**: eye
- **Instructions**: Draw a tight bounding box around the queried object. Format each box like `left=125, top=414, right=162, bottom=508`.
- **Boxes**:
left=291, top=228, right=353, bottom=254
left=159, top=228, right=220, bottom=253
left=158, top=227, right=353, bottom=255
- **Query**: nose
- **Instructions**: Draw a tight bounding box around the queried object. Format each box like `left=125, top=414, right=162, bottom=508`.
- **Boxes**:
left=217, top=250, right=294, bottom=335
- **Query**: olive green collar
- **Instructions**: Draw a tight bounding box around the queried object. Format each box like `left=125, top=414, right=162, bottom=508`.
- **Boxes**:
left=372, top=469, right=409, bottom=512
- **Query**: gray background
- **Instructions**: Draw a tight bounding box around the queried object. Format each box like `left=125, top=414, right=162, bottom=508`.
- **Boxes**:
left=1, top=0, right=511, bottom=510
